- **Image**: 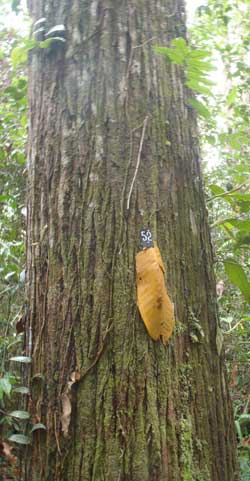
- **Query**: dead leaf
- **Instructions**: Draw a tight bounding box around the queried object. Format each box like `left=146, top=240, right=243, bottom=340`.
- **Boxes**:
left=69, top=370, right=80, bottom=384
left=216, top=280, right=225, bottom=298
left=60, top=371, right=80, bottom=437
left=67, top=371, right=80, bottom=390
left=1, top=441, right=18, bottom=466
left=136, top=244, right=175, bottom=344
left=241, top=437, right=250, bottom=447
left=230, top=364, right=237, bottom=388
left=16, top=313, right=26, bottom=334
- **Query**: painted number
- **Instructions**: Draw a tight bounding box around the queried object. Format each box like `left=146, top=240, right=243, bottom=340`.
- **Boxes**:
left=141, top=230, right=152, bottom=242
left=140, top=229, right=154, bottom=247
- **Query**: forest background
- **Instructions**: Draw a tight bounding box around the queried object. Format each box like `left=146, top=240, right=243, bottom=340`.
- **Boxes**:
left=0, top=0, right=249, bottom=479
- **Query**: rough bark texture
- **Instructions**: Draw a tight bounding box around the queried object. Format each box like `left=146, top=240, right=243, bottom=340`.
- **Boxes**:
left=26, top=1, right=237, bottom=480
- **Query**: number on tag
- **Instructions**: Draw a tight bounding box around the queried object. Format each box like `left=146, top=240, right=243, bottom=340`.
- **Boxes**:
left=140, top=229, right=154, bottom=248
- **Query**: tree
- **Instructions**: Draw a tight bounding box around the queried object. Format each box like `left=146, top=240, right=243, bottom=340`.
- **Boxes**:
left=25, top=1, right=237, bottom=480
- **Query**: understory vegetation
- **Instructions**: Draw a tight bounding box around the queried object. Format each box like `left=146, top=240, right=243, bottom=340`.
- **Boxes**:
left=0, top=0, right=249, bottom=479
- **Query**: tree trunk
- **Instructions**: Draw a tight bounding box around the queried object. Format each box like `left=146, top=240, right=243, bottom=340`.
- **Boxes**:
left=26, top=1, right=237, bottom=480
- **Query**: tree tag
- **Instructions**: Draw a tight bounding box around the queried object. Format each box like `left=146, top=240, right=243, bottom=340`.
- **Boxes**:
left=140, top=228, right=154, bottom=248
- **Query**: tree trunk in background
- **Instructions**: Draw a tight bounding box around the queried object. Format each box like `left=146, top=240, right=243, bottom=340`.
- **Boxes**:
left=26, top=0, right=237, bottom=480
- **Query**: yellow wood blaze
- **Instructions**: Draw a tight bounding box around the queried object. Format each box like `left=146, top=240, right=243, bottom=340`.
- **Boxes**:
left=136, top=245, right=175, bottom=344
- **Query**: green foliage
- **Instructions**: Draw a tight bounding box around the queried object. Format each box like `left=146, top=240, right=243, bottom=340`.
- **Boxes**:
left=0, top=4, right=47, bottom=462
left=188, top=97, right=211, bottom=119
left=9, top=356, right=31, bottom=363
left=224, top=260, right=250, bottom=304
left=31, top=422, right=46, bottom=432
left=0, top=376, right=12, bottom=399
left=11, top=0, right=21, bottom=14
left=9, top=20, right=66, bottom=69
left=0, top=28, right=26, bottom=343
left=9, top=410, right=30, bottom=420
left=155, top=37, right=214, bottom=118
left=11, top=33, right=66, bottom=68
left=192, top=0, right=250, bottom=157
left=8, top=433, right=30, bottom=445
left=13, top=386, right=29, bottom=394
left=0, top=354, right=44, bottom=450
left=191, top=1, right=250, bottom=478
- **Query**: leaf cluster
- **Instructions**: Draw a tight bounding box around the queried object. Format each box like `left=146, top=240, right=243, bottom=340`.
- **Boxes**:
left=191, top=1, right=250, bottom=476
left=155, top=37, right=215, bottom=119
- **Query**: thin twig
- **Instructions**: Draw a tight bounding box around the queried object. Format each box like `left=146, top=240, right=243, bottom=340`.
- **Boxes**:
left=80, top=319, right=113, bottom=380
left=54, top=412, right=62, bottom=456
left=33, top=263, right=49, bottom=358
left=207, top=183, right=246, bottom=203
left=82, top=8, right=109, bottom=44
left=126, top=115, right=149, bottom=210
left=211, top=216, right=242, bottom=229
left=133, top=36, right=157, bottom=49
left=165, top=4, right=177, bottom=18
left=224, top=320, right=244, bottom=334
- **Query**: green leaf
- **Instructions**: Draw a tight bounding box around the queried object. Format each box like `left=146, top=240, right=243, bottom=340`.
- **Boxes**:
left=10, top=410, right=30, bottom=420
left=227, top=135, right=241, bottom=151
left=0, top=194, right=11, bottom=202
left=154, top=46, right=169, bottom=56
left=171, top=37, right=187, bottom=48
left=165, top=48, right=184, bottom=64
left=188, top=97, right=211, bottom=119
left=208, top=184, right=234, bottom=205
left=186, top=71, right=215, bottom=85
left=188, top=49, right=211, bottom=60
left=228, top=219, right=250, bottom=232
left=10, top=356, right=31, bottom=363
left=171, top=37, right=188, bottom=52
left=25, top=39, right=38, bottom=50
left=8, top=434, right=30, bottom=445
left=154, top=38, right=188, bottom=66
left=11, top=0, right=21, bottom=13
left=14, top=386, right=30, bottom=395
left=230, top=193, right=250, bottom=201
left=11, top=40, right=37, bottom=68
left=185, top=80, right=212, bottom=96
left=31, top=422, right=46, bottom=432
left=226, top=86, right=237, bottom=107
left=234, top=232, right=250, bottom=249
left=224, top=260, right=250, bottom=304
left=214, top=218, right=250, bottom=232
left=206, top=135, right=216, bottom=145
left=11, top=46, right=28, bottom=68
left=239, top=414, right=250, bottom=424
left=16, top=77, right=27, bottom=89
left=235, top=421, right=243, bottom=440
left=228, top=164, right=250, bottom=175
left=235, top=420, right=243, bottom=440
left=188, top=58, right=215, bottom=72
left=0, top=378, right=12, bottom=399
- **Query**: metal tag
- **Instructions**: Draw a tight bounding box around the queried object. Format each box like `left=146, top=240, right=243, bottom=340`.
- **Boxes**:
left=140, top=228, right=154, bottom=248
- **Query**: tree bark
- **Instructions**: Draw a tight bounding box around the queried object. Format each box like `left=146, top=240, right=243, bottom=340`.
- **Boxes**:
left=26, top=0, right=237, bottom=480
